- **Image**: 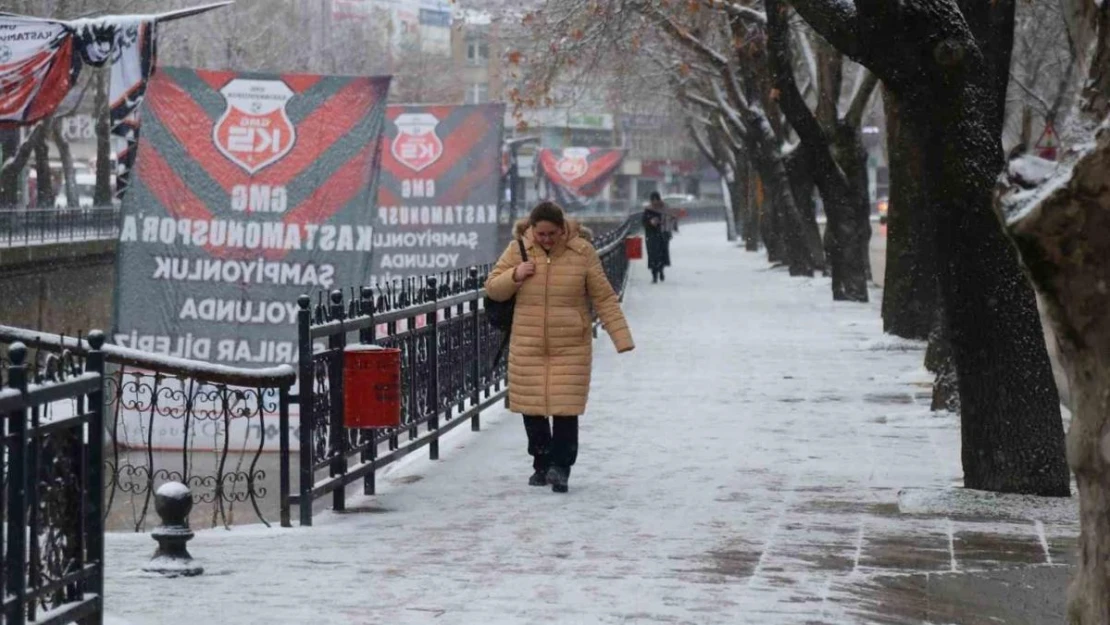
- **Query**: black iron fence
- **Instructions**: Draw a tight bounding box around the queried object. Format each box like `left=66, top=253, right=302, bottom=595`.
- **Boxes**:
left=284, top=215, right=638, bottom=526
left=1, top=334, right=106, bottom=625
left=0, top=207, right=120, bottom=248
left=0, top=326, right=296, bottom=533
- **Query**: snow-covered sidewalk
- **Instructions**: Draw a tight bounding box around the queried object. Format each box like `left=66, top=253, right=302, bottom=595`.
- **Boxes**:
left=103, top=223, right=1078, bottom=625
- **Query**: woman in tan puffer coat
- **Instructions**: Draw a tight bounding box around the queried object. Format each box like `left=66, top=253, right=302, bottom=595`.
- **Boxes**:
left=485, top=202, right=634, bottom=493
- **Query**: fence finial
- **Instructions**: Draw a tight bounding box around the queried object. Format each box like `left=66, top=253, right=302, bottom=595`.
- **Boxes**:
left=142, top=481, right=203, bottom=577
left=8, top=341, right=26, bottom=366
left=87, top=330, right=106, bottom=350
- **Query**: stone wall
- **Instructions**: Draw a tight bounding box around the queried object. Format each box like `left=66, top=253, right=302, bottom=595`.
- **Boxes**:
left=0, top=241, right=116, bottom=335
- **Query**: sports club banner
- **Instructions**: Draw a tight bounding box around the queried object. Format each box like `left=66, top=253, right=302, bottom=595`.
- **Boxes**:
left=537, top=147, right=624, bottom=211
left=374, top=103, right=504, bottom=282
left=114, top=67, right=391, bottom=367
left=0, top=17, right=78, bottom=125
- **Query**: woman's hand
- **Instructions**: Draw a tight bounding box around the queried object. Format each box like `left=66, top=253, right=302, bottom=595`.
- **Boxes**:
left=514, top=261, right=536, bottom=282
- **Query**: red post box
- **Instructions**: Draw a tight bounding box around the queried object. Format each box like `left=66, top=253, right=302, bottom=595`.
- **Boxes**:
left=343, top=345, right=402, bottom=428
left=625, top=236, right=643, bottom=260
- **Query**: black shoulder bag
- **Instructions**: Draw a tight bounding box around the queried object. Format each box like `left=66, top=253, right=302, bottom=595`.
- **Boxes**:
left=485, top=239, right=528, bottom=370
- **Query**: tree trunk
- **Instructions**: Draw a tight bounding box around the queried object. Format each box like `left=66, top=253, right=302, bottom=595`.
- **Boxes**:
left=761, top=177, right=786, bottom=265
left=94, top=67, right=113, bottom=206
left=785, top=148, right=827, bottom=273
left=729, top=164, right=749, bottom=243
left=881, top=89, right=937, bottom=340
left=759, top=152, right=814, bottom=275
left=919, top=66, right=1069, bottom=496
left=925, top=298, right=960, bottom=412
left=52, top=118, right=79, bottom=209
left=833, top=124, right=875, bottom=297
left=0, top=125, right=48, bottom=207
left=33, top=130, right=54, bottom=208
left=1001, top=4, right=1110, bottom=619
left=1005, top=131, right=1110, bottom=622
left=744, top=165, right=762, bottom=251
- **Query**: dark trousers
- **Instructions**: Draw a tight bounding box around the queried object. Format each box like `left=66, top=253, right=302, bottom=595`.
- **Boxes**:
left=522, top=415, right=579, bottom=472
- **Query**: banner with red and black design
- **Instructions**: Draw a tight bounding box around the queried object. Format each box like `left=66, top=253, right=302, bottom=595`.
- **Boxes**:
left=114, top=67, right=391, bottom=368
left=537, top=147, right=624, bottom=211
left=0, top=17, right=78, bottom=125
left=375, top=103, right=504, bottom=282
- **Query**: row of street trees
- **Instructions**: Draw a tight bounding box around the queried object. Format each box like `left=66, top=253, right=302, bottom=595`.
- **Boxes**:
left=514, top=1, right=1106, bottom=621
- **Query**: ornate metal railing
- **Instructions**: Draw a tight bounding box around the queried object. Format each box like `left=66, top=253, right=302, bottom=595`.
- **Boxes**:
left=0, top=206, right=120, bottom=248
left=0, top=326, right=296, bottom=533
left=286, top=215, right=637, bottom=526
left=2, top=334, right=106, bottom=625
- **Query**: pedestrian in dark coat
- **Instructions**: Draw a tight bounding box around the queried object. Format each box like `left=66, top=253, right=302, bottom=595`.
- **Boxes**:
left=642, top=191, right=671, bottom=283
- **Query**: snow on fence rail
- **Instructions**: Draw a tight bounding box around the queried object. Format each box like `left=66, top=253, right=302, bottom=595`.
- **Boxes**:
left=0, top=326, right=295, bottom=533
left=0, top=206, right=120, bottom=249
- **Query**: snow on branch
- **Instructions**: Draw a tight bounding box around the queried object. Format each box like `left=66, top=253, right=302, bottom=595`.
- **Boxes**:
left=703, top=0, right=767, bottom=24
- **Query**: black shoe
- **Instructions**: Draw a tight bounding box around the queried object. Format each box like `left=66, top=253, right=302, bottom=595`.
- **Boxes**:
left=547, top=466, right=569, bottom=493
left=660, top=269, right=665, bottom=282
left=529, top=470, right=548, bottom=487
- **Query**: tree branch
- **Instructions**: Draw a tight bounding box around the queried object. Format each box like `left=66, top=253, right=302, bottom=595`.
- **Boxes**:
left=637, top=2, right=731, bottom=69
left=787, top=0, right=865, bottom=60
left=686, top=119, right=725, bottom=170
left=704, top=0, right=767, bottom=25
left=844, top=69, right=879, bottom=128
left=1010, top=71, right=1053, bottom=114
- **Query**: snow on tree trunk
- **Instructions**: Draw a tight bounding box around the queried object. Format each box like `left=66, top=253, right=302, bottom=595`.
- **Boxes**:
left=921, top=69, right=1069, bottom=496
left=881, top=89, right=937, bottom=340
left=1004, top=139, right=1110, bottom=623
left=999, top=4, right=1110, bottom=619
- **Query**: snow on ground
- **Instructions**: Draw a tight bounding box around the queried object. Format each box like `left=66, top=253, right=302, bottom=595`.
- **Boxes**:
left=102, top=223, right=1078, bottom=625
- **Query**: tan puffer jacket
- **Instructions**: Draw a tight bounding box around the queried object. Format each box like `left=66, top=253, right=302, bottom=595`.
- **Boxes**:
left=485, top=219, right=634, bottom=416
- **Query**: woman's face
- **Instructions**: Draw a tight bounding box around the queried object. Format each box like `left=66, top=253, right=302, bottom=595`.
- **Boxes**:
left=533, top=220, right=564, bottom=249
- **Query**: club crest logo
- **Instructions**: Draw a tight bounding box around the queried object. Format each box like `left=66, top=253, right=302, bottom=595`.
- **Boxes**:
left=213, top=78, right=296, bottom=174
left=555, top=148, right=590, bottom=182
left=392, top=113, right=444, bottom=172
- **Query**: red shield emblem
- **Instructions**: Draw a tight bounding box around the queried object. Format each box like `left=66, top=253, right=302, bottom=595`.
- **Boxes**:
left=555, top=149, right=590, bottom=182
left=214, top=78, right=296, bottom=174
left=392, top=113, right=443, bottom=172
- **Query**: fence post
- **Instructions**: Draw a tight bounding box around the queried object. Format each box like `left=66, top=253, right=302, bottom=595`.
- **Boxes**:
left=359, top=286, right=377, bottom=497
left=328, top=289, right=347, bottom=513
left=278, top=384, right=292, bottom=528
left=469, top=268, right=481, bottom=432
left=427, top=277, right=440, bottom=461
left=295, top=295, right=314, bottom=527
left=5, top=342, right=28, bottom=625
left=84, top=331, right=106, bottom=607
